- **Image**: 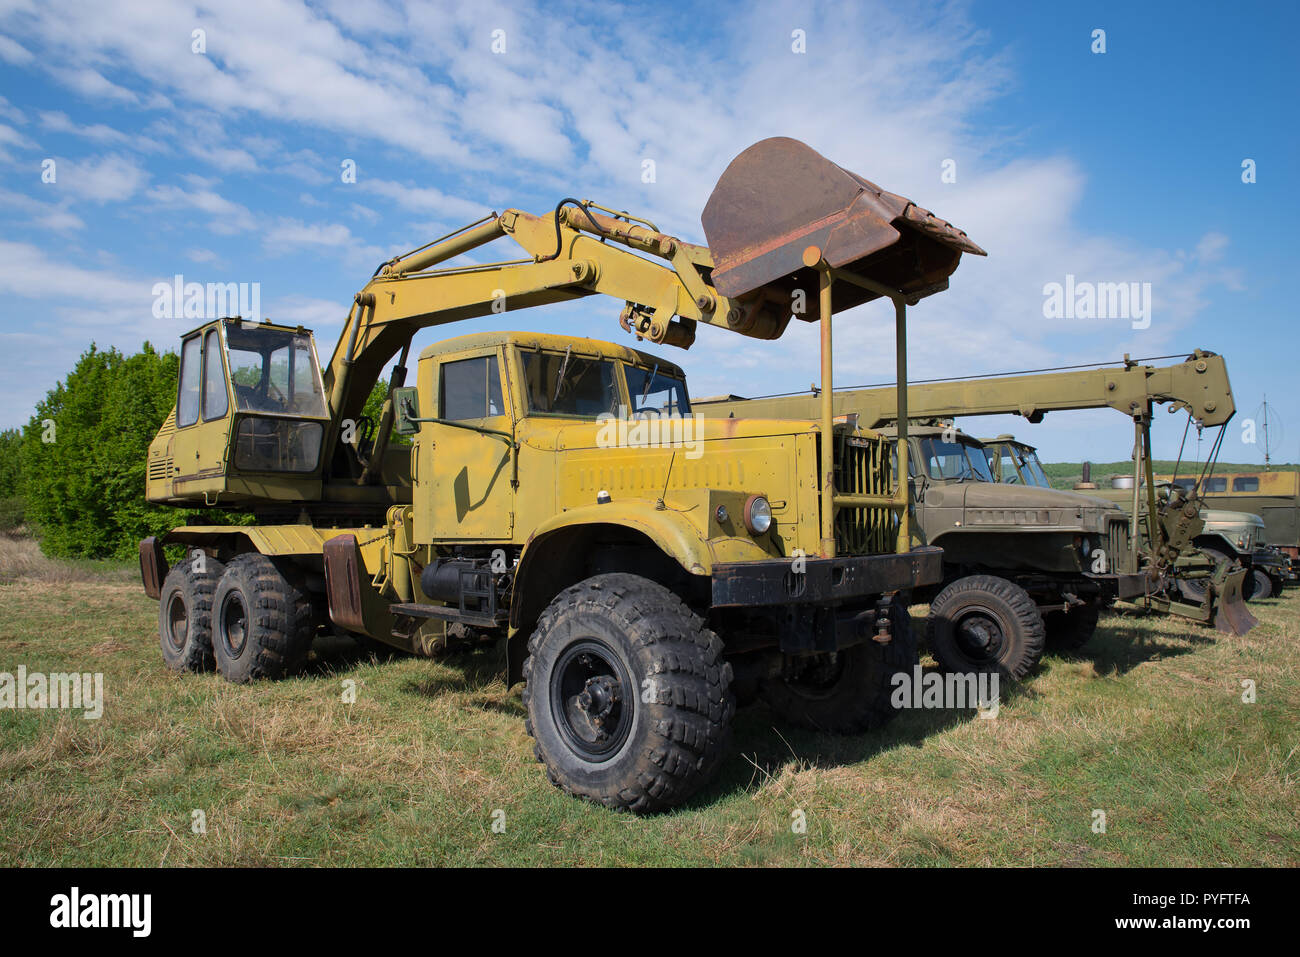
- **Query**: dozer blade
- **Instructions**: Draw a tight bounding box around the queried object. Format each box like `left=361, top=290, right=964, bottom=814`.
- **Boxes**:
left=1213, top=565, right=1258, bottom=636
left=702, top=137, right=985, bottom=311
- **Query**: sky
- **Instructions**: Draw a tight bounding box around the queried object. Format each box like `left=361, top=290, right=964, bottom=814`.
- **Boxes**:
left=0, top=0, right=1295, bottom=465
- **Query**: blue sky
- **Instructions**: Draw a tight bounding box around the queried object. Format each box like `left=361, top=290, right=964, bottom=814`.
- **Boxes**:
left=0, top=0, right=1295, bottom=464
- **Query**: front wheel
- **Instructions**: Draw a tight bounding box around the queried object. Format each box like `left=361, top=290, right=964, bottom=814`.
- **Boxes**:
left=1247, top=568, right=1273, bottom=601
left=522, top=573, right=734, bottom=814
left=926, top=575, right=1045, bottom=680
left=760, top=596, right=917, bottom=733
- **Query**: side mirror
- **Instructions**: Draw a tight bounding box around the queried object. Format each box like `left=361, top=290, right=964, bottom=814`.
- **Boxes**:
left=391, top=386, right=421, bottom=436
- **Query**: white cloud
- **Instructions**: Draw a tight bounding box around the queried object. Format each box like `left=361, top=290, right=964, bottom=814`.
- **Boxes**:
left=147, top=182, right=257, bottom=232
left=53, top=153, right=151, bottom=202
left=263, top=218, right=385, bottom=264
left=0, top=187, right=85, bottom=231
left=359, top=178, right=488, bottom=221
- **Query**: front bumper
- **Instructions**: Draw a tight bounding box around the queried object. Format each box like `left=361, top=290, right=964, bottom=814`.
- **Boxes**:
left=1085, top=571, right=1148, bottom=601
left=711, top=545, right=943, bottom=608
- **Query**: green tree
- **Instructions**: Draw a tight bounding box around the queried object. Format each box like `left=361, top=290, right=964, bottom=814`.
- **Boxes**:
left=19, top=343, right=230, bottom=560
left=0, top=427, right=23, bottom=530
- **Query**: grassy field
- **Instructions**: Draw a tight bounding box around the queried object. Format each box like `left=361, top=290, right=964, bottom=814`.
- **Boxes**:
left=1, top=532, right=1296, bottom=867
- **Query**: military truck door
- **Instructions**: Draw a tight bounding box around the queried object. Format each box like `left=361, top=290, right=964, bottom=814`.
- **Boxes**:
left=418, top=348, right=515, bottom=541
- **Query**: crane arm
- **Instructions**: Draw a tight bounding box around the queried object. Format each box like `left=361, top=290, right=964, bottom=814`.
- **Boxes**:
left=320, top=205, right=800, bottom=427
left=696, top=350, right=1236, bottom=430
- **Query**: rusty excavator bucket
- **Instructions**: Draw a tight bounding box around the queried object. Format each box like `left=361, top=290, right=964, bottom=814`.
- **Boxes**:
left=702, top=136, right=985, bottom=314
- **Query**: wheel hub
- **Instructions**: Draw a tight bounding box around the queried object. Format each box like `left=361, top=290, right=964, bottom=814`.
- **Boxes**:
left=577, top=674, right=622, bottom=727
left=956, top=613, right=1003, bottom=661
left=550, top=640, right=635, bottom=762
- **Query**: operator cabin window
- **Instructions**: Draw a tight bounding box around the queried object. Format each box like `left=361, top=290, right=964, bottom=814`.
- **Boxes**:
left=177, top=335, right=202, bottom=427
left=440, top=356, right=504, bottom=420
left=1233, top=476, right=1260, bottom=492
left=223, top=324, right=327, bottom=473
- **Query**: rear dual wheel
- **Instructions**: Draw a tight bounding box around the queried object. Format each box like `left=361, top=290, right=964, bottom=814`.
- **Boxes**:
left=211, top=554, right=315, bottom=682
left=759, top=595, right=917, bottom=733
left=158, top=554, right=226, bottom=673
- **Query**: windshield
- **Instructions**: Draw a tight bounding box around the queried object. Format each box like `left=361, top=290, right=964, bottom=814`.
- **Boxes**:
left=520, top=350, right=620, bottom=417
left=623, top=364, right=690, bottom=416
left=224, top=323, right=328, bottom=418
left=920, top=436, right=995, bottom=482
left=1016, top=447, right=1051, bottom=488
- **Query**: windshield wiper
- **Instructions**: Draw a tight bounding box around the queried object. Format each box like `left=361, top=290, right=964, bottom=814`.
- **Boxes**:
left=641, top=363, right=659, bottom=403
left=552, top=346, right=572, bottom=405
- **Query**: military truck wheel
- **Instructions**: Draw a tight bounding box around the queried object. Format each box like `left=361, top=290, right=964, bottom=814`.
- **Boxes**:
left=1248, top=569, right=1273, bottom=601
left=211, top=554, right=315, bottom=683
left=521, top=573, right=734, bottom=814
left=158, top=555, right=226, bottom=673
left=760, top=596, right=916, bottom=733
left=1043, top=602, right=1100, bottom=651
left=927, top=575, right=1045, bottom=680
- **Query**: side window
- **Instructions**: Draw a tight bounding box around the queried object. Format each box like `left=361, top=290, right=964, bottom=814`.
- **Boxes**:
left=202, top=330, right=229, bottom=420
left=177, top=335, right=201, bottom=427
left=1203, top=477, right=1227, bottom=493
left=1233, top=476, right=1259, bottom=492
left=440, top=355, right=504, bottom=421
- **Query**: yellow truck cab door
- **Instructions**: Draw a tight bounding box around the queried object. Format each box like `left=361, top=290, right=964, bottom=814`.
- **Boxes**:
left=414, top=347, right=515, bottom=542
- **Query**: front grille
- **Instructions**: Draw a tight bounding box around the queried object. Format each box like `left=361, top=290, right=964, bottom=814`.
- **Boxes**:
left=832, top=432, right=899, bottom=555
left=1106, top=515, right=1134, bottom=574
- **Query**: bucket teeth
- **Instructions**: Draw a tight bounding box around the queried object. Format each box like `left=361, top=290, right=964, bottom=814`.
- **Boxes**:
left=702, top=137, right=984, bottom=309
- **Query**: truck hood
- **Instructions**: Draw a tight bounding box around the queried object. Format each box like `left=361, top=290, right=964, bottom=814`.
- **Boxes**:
left=924, top=480, right=1123, bottom=534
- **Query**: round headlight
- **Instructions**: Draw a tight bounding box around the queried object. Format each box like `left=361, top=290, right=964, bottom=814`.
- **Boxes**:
left=744, top=494, right=772, bottom=534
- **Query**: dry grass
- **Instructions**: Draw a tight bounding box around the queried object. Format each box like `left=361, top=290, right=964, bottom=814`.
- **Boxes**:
left=0, top=532, right=134, bottom=586
left=0, top=538, right=1296, bottom=867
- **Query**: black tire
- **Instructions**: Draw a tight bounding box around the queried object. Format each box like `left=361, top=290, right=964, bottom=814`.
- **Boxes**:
left=927, top=575, right=1045, bottom=680
left=1178, top=547, right=1228, bottom=604
left=211, top=553, right=315, bottom=682
left=521, top=573, right=734, bottom=814
left=760, top=595, right=917, bottom=733
left=1248, top=569, right=1273, bottom=601
left=158, top=553, right=226, bottom=673
left=1043, top=602, right=1100, bottom=651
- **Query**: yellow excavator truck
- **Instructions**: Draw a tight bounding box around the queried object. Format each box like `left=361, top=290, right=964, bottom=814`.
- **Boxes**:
left=697, top=351, right=1255, bottom=679
left=138, top=138, right=985, bottom=813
